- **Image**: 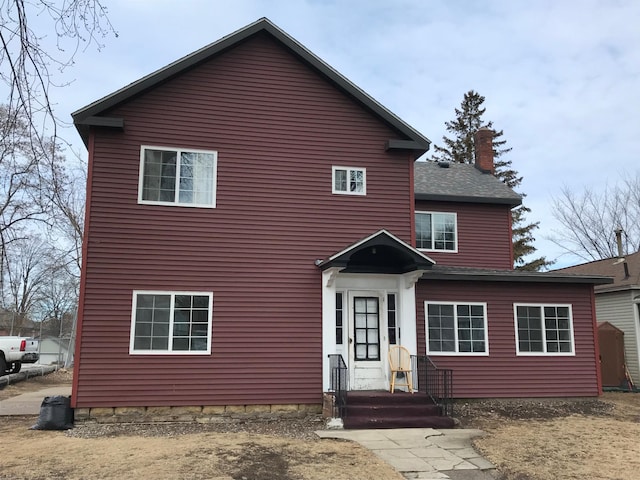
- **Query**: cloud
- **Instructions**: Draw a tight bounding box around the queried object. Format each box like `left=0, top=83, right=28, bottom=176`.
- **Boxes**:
left=5, top=0, right=638, bottom=266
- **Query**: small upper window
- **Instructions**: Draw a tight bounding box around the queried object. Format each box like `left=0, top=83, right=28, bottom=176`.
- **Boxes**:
left=515, top=304, right=574, bottom=355
left=416, top=212, right=457, bottom=252
left=333, top=167, right=366, bottom=195
left=139, top=146, right=217, bottom=207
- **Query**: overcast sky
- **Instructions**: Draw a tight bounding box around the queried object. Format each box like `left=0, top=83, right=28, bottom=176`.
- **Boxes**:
left=23, top=0, right=640, bottom=268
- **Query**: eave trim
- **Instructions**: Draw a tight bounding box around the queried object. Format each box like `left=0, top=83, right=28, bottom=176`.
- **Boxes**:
left=421, top=270, right=613, bottom=285
left=415, top=193, right=522, bottom=206
left=75, top=116, right=125, bottom=128
left=385, top=139, right=429, bottom=153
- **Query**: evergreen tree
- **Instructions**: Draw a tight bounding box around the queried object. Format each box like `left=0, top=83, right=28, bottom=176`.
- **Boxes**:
left=430, top=90, right=552, bottom=271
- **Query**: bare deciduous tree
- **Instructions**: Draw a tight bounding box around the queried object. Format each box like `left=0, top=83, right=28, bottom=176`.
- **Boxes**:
left=37, top=266, right=78, bottom=337
left=0, top=105, right=49, bottom=231
left=49, top=156, right=85, bottom=276
left=551, top=173, right=640, bottom=261
left=1, top=238, right=52, bottom=334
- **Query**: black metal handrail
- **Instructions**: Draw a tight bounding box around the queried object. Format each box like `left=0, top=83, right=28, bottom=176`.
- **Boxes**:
left=328, top=354, right=348, bottom=419
left=413, top=355, right=453, bottom=417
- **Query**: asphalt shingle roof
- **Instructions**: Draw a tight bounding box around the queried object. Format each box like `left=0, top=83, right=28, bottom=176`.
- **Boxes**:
left=556, top=251, right=640, bottom=292
left=422, top=265, right=612, bottom=285
left=414, top=161, right=522, bottom=206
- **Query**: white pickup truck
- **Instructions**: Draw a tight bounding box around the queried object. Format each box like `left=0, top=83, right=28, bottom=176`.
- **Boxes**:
left=0, top=336, right=39, bottom=375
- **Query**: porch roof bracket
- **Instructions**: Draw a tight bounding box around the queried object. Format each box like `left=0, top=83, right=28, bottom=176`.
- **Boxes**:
left=403, top=270, right=425, bottom=289
left=323, top=267, right=344, bottom=287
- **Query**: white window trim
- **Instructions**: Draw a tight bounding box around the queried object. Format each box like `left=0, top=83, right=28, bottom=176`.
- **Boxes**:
left=425, top=301, right=489, bottom=356
left=513, top=303, right=576, bottom=356
left=332, top=166, right=366, bottom=195
left=415, top=211, right=458, bottom=253
left=138, top=145, right=218, bottom=208
left=129, top=290, right=213, bottom=355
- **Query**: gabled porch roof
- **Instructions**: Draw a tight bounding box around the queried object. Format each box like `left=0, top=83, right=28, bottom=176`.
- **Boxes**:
left=316, top=229, right=435, bottom=274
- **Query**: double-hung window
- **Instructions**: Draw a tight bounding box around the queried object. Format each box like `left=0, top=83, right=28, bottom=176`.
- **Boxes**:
left=415, top=212, right=457, bottom=251
left=139, top=146, right=217, bottom=207
left=426, top=302, right=488, bottom=355
left=130, top=291, right=213, bottom=354
left=514, top=304, right=574, bottom=355
left=332, top=166, right=366, bottom=195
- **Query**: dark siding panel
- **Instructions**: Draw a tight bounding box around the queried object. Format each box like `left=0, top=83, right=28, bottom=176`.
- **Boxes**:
left=417, top=280, right=599, bottom=398
left=415, top=201, right=513, bottom=269
left=76, top=33, right=413, bottom=407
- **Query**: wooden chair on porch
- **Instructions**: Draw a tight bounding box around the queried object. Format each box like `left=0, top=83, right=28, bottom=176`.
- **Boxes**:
left=388, top=345, right=414, bottom=393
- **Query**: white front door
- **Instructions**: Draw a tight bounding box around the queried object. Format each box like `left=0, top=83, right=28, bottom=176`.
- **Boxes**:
left=348, top=291, right=389, bottom=390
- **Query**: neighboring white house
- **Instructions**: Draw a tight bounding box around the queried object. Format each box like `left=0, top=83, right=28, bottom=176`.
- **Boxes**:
left=559, top=251, right=640, bottom=386
left=38, top=337, right=72, bottom=366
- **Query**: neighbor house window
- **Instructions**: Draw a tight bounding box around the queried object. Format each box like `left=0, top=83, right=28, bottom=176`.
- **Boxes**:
left=515, top=304, right=574, bottom=355
left=139, top=146, right=217, bottom=207
left=426, top=302, right=488, bottom=355
left=130, top=291, right=213, bottom=354
left=332, top=166, right=366, bottom=195
left=415, top=212, right=457, bottom=251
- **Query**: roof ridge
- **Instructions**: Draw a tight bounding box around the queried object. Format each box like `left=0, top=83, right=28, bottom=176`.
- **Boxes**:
left=73, top=17, right=431, bottom=152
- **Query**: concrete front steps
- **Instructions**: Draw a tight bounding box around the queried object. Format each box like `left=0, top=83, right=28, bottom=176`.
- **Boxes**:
left=343, top=390, right=455, bottom=429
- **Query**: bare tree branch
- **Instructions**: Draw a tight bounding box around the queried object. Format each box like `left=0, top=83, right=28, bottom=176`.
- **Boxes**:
left=551, top=174, right=640, bottom=261
left=0, top=0, right=116, bottom=149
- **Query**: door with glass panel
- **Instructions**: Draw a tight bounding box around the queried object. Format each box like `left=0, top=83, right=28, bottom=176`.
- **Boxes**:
left=348, top=292, right=388, bottom=390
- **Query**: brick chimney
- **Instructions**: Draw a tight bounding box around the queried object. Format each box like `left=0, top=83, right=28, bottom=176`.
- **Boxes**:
left=474, top=128, right=495, bottom=174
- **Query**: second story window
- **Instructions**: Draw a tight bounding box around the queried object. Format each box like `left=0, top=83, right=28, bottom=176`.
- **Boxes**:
left=139, top=146, right=218, bottom=208
left=415, top=211, right=457, bottom=252
left=333, top=166, right=366, bottom=195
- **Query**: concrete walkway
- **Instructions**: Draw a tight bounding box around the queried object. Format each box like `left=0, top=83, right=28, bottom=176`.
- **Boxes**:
left=316, top=428, right=499, bottom=480
left=0, top=386, right=72, bottom=415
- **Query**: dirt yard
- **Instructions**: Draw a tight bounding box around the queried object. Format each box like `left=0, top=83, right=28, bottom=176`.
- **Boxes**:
left=0, top=371, right=402, bottom=480
left=460, top=393, right=640, bottom=480
left=1, top=370, right=640, bottom=479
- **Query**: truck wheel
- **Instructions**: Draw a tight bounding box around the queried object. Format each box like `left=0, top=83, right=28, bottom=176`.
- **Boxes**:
left=0, top=357, right=6, bottom=376
left=8, top=361, right=21, bottom=374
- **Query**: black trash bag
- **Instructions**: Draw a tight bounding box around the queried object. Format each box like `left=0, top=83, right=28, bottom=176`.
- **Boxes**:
left=30, top=395, right=74, bottom=430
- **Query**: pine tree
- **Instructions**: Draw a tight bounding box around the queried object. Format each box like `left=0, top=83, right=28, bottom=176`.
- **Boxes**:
left=430, top=90, right=552, bottom=271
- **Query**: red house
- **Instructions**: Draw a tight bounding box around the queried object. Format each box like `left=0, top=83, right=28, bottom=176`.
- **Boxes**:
left=71, top=18, right=610, bottom=424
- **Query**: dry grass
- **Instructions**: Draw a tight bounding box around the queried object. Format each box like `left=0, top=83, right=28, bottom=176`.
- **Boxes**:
left=469, top=392, right=640, bottom=480
left=0, top=370, right=402, bottom=480
left=0, top=416, right=403, bottom=480
left=2, top=370, right=640, bottom=479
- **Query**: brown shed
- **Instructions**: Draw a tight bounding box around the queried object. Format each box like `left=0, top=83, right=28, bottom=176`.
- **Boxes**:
left=598, top=322, right=626, bottom=387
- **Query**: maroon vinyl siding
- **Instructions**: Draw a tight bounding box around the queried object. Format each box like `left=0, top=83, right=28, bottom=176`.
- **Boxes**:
left=75, top=33, right=414, bottom=408
left=417, top=280, right=599, bottom=398
left=415, top=201, right=513, bottom=269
